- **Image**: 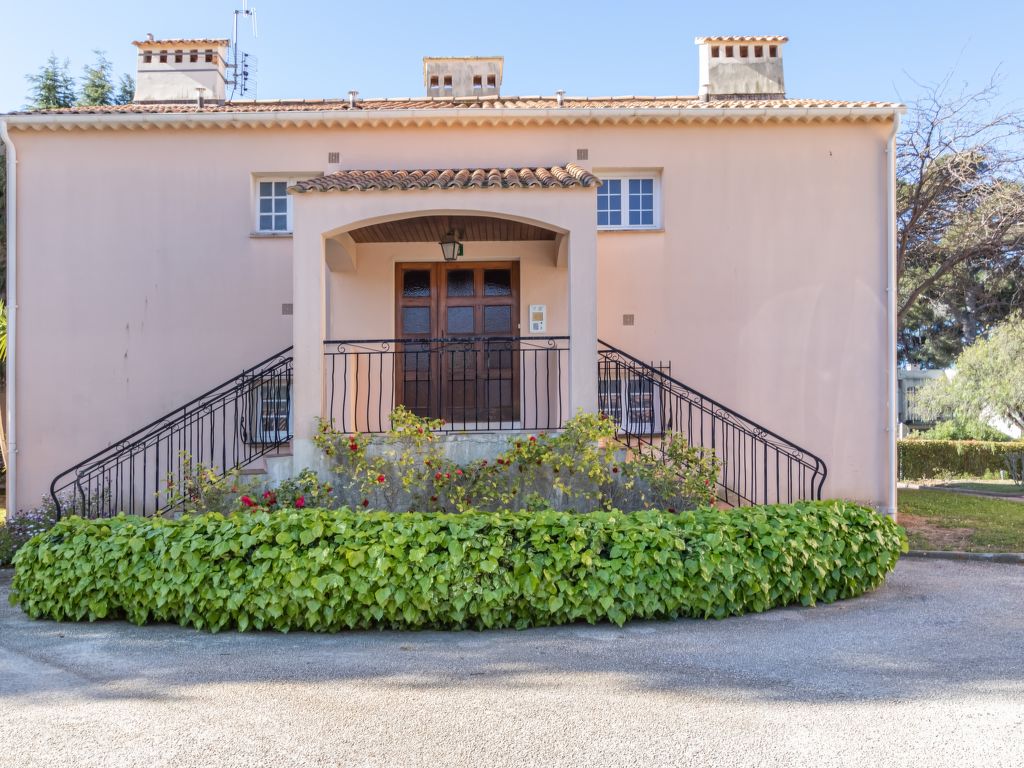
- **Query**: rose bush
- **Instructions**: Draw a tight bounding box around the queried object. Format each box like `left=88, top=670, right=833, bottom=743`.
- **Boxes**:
left=314, top=407, right=720, bottom=514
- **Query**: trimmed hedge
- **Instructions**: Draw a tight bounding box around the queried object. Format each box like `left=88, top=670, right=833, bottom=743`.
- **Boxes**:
left=898, top=439, right=1024, bottom=480
left=10, top=502, right=906, bottom=631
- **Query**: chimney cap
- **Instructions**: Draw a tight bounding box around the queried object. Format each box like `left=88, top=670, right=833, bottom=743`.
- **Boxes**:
left=423, top=56, right=504, bottom=97
left=132, top=37, right=231, bottom=48
left=694, top=35, right=788, bottom=44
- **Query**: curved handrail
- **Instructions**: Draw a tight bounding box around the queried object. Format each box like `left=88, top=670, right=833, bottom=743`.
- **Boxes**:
left=598, top=340, right=827, bottom=504
left=50, top=347, right=294, bottom=517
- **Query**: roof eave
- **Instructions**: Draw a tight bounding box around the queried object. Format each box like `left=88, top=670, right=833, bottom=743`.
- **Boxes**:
left=3, top=104, right=906, bottom=131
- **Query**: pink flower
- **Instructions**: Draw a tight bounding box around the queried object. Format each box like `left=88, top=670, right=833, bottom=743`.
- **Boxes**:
left=295, top=496, right=306, bottom=508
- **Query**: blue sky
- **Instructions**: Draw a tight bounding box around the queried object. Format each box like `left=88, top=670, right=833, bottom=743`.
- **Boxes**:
left=1, top=1, right=1022, bottom=111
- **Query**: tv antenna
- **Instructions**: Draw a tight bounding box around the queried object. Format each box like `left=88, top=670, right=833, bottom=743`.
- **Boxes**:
left=228, top=1, right=258, bottom=99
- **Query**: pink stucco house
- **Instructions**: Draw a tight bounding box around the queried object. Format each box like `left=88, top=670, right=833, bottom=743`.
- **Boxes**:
left=0, top=35, right=903, bottom=517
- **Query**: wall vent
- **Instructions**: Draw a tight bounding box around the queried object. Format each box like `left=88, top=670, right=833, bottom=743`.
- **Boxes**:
left=576, top=148, right=589, bottom=161
left=281, top=303, right=294, bottom=316
left=327, top=152, right=340, bottom=164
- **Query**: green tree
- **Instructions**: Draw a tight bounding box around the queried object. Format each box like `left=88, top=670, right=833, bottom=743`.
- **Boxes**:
left=78, top=51, right=115, bottom=106
left=113, top=73, right=135, bottom=105
left=917, top=313, right=1024, bottom=432
left=897, top=74, right=1024, bottom=367
left=25, top=55, right=76, bottom=109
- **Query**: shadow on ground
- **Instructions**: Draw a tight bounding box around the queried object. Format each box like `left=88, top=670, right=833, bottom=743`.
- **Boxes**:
left=2, top=559, right=1022, bottom=707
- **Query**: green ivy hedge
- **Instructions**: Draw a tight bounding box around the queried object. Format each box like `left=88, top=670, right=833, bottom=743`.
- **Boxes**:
left=9, top=501, right=906, bottom=631
left=898, top=439, right=1024, bottom=480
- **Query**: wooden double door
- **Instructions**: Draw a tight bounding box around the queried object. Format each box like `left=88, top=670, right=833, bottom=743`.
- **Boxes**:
left=395, top=262, right=520, bottom=425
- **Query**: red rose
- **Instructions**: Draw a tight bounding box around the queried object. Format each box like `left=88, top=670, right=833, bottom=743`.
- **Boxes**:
left=362, top=499, right=369, bottom=507
left=456, top=469, right=463, bottom=476
left=612, top=467, right=619, bottom=474
left=668, top=507, right=676, bottom=514
left=377, top=474, right=386, bottom=484
left=295, top=496, right=306, bottom=508
left=529, top=436, right=536, bottom=442
left=481, top=460, right=488, bottom=466
left=240, top=495, right=256, bottom=507
left=445, top=473, right=451, bottom=479
left=431, top=495, right=438, bottom=502
left=435, top=472, right=442, bottom=480
left=417, top=428, right=423, bottom=434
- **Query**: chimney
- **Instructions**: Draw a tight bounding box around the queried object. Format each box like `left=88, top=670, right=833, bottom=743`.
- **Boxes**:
left=694, top=36, right=787, bottom=101
left=423, top=57, right=503, bottom=98
left=132, top=37, right=231, bottom=103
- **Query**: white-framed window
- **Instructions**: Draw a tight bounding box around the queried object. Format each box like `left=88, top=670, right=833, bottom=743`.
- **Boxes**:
left=598, top=376, right=663, bottom=436
left=255, top=178, right=293, bottom=233
left=252, top=381, right=292, bottom=443
left=596, top=173, right=661, bottom=230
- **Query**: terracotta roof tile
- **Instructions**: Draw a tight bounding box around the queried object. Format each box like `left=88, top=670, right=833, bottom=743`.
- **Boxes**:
left=12, top=95, right=900, bottom=116
left=289, top=164, right=601, bottom=193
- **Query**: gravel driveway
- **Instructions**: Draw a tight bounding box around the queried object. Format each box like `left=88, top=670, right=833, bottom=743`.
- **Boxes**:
left=1, top=559, right=1022, bottom=768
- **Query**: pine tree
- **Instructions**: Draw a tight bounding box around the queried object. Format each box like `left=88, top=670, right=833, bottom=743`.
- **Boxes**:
left=79, top=51, right=115, bottom=106
left=113, top=73, right=135, bottom=105
left=25, top=55, right=76, bottom=109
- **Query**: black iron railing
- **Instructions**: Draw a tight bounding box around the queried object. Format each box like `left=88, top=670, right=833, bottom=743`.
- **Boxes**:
left=324, top=336, right=569, bottom=433
left=598, top=341, right=826, bottom=505
left=50, top=348, right=293, bottom=518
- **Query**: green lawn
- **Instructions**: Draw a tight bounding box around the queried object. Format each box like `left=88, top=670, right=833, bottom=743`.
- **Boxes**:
left=899, top=489, right=1024, bottom=552
left=939, top=480, right=1024, bottom=496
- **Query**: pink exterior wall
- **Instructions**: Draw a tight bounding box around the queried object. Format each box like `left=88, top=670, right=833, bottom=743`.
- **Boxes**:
left=6, top=116, right=893, bottom=510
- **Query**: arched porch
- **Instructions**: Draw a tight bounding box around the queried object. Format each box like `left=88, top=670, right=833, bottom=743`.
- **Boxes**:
left=288, top=176, right=599, bottom=467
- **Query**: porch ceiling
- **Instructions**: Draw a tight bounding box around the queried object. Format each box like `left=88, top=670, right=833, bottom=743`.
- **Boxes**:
left=347, top=215, right=557, bottom=243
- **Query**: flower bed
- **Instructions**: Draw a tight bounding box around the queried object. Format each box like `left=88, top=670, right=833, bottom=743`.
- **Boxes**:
left=9, top=500, right=906, bottom=631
